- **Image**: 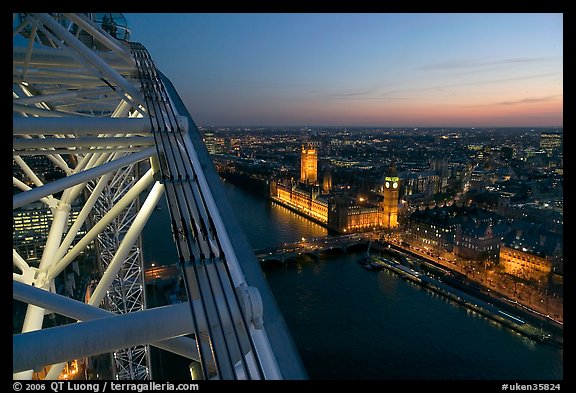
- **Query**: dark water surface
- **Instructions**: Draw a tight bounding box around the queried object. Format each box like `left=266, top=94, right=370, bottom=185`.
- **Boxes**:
left=141, top=181, right=563, bottom=380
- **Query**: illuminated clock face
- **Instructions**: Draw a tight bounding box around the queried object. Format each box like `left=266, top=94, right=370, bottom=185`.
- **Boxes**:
left=393, top=182, right=398, bottom=189
left=385, top=181, right=390, bottom=189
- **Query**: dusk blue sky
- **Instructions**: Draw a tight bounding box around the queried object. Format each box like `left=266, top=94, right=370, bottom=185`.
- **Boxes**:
left=24, top=13, right=565, bottom=128
left=123, top=13, right=562, bottom=128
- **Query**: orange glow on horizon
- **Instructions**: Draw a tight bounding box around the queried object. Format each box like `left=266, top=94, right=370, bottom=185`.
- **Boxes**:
left=279, top=94, right=563, bottom=127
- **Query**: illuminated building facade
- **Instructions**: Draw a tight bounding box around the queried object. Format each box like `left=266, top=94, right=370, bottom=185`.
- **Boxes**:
left=13, top=204, right=55, bottom=266
left=13, top=202, right=89, bottom=269
left=405, top=204, right=507, bottom=258
left=454, top=220, right=508, bottom=261
left=269, top=144, right=327, bottom=225
left=13, top=200, right=92, bottom=380
left=499, top=226, right=562, bottom=282
left=540, top=131, right=562, bottom=157
left=500, top=246, right=552, bottom=282
left=405, top=205, right=458, bottom=254
left=327, top=196, right=384, bottom=233
left=271, top=145, right=388, bottom=233
left=300, top=144, right=318, bottom=184
left=501, top=203, right=563, bottom=235
left=469, top=165, right=488, bottom=191
left=202, top=130, right=217, bottom=155
left=271, top=181, right=328, bottom=223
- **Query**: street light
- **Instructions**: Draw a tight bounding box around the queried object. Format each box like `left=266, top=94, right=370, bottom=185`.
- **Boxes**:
left=150, top=262, right=160, bottom=280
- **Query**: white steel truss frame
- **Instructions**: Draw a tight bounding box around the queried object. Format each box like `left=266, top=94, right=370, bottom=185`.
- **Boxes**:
left=13, top=12, right=156, bottom=381
left=13, top=12, right=302, bottom=381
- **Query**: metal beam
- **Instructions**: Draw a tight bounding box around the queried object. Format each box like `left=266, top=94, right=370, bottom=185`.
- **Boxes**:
left=13, top=136, right=155, bottom=149
left=13, top=87, right=115, bottom=105
left=31, top=13, right=145, bottom=109
left=13, top=103, right=80, bottom=118
left=13, top=147, right=150, bottom=156
left=64, top=13, right=134, bottom=65
left=46, top=169, right=155, bottom=280
left=13, top=47, right=136, bottom=70
left=88, top=181, right=164, bottom=307
left=13, top=116, right=151, bottom=135
left=13, top=302, right=195, bottom=373
left=13, top=281, right=200, bottom=362
left=13, top=147, right=155, bottom=209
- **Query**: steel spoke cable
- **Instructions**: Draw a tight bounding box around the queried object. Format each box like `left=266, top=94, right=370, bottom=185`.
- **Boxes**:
left=131, top=45, right=214, bottom=380
left=150, top=56, right=265, bottom=379
left=133, top=42, right=264, bottom=379
left=131, top=43, right=245, bottom=379
left=135, top=58, right=216, bottom=378
left=164, top=110, right=265, bottom=379
left=134, top=47, right=240, bottom=378
left=152, top=86, right=258, bottom=378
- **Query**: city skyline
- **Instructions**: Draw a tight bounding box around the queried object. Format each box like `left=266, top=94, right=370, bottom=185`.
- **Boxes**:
left=124, top=13, right=563, bottom=128
left=12, top=13, right=564, bottom=381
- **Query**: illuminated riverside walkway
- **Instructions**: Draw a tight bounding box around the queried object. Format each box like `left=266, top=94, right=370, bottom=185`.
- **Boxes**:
left=13, top=13, right=305, bottom=380
left=255, top=232, right=562, bottom=345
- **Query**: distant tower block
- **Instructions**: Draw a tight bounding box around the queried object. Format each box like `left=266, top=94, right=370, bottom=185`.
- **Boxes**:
left=300, top=144, right=318, bottom=184
left=322, top=162, right=332, bottom=193
left=540, top=131, right=562, bottom=157
left=382, top=163, right=399, bottom=228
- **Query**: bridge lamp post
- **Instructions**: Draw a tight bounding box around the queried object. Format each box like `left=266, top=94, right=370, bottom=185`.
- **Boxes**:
left=151, top=263, right=159, bottom=280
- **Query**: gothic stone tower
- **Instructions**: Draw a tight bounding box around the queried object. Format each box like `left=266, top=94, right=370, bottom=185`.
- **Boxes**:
left=300, top=143, right=318, bottom=184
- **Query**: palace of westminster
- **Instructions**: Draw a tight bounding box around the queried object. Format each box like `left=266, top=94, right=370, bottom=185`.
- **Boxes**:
left=271, top=143, right=399, bottom=233
left=267, top=140, right=562, bottom=287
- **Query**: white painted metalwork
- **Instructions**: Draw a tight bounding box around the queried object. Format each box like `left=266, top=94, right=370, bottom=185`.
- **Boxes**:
left=13, top=12, right=306, bottom=381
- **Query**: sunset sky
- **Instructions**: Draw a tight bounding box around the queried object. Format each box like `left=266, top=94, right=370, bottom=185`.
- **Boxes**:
left=68, top=13, right=569, bottom=127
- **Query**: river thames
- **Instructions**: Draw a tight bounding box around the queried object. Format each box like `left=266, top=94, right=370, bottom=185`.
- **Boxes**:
left=142, top=180, right=563, bottom=380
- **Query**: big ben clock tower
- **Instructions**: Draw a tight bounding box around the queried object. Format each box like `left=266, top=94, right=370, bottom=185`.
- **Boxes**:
left=382, top=163, right=399, bottom=228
